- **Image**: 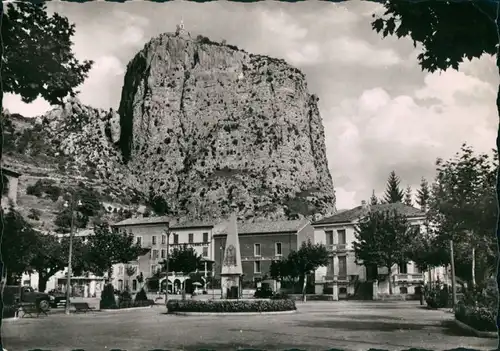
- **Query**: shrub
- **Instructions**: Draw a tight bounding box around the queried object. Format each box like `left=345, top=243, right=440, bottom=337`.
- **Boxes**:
left=454, top=301, right=497, bottom=332
left=424, top=285, right=451, bottom=309
left=166, top=299, right=296, bottom=313
left=117, top=299, right=155, bottom=309
left=118, top=289, right=132, bottom=307
left=100, top=284, right=117, bottom=309
left=135, top=287, right=148, bottom=302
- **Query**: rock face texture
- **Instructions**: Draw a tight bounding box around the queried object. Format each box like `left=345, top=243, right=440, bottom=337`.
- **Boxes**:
left=117, top=32, right=336, bottom=220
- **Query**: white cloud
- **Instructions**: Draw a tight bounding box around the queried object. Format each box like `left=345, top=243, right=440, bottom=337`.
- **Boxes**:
left=326, top=67, right=497, bottom=209
left=328, top=37, right=401, bottom=67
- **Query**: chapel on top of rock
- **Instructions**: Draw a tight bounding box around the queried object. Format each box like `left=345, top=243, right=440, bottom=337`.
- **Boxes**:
left=175, top=19, right=190, bottom=37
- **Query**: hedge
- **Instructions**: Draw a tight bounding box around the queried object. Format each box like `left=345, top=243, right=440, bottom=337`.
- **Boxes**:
left=166, top=299, right=296, bottom=313
left=454, top=302, right=497, bottom=332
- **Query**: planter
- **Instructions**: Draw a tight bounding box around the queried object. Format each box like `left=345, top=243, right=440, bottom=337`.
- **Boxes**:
left=170, top=310, right=297, bottom=316
left=453, top=319, right=498, bottom=338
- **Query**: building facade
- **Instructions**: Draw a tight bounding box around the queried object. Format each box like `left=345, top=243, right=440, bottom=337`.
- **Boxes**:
left=312, top=201, right=427, bottom=299
left=213, top=219, right=313, bottom=286
left=112, top=217, right=215, bottom=292
left=1, top=167, right=21, bottom=210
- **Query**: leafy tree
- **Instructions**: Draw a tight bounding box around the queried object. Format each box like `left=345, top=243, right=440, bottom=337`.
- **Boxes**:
left=29, top=234, right=87, bottom=292
left=1, top=208, right=39, bottom=283
left=85, top=222, right=146, bottom=279
left=161, top=245, right=202, bottom=275
left=1, top=2, right=93, bottom=107
left=286, top=240, right=329, bottom=301
left=54, top=208, right=89, bottom=233
left=416, top=177, right=431, bottom=212
left=369, top=190, right=378, bottom=205
left=354, top=209, right=416, bottom=294
left=403, top=185, right=413, bottom=206
left=148, top=194, right=170, bottom=216
left=427, top=144, right=497, bottom=286
left=383, top=171, right=404, bottom=204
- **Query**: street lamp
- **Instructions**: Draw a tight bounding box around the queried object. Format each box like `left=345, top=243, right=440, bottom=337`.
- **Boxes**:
left=64, top=193, right=82, bottom=315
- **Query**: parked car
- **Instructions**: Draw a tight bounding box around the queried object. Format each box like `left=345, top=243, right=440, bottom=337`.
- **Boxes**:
left=254, top=286, right=274, bottom=298
left=3, top=285, right=53, bottom=311
left=47, top=289, right=68, bottom=308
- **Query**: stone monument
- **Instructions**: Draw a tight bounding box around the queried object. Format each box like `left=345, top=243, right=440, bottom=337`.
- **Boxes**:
left=220, top=213, right=243, bottom=299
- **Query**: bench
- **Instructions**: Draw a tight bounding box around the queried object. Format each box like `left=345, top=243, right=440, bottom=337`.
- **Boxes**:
left=19, top=303, right=47, bottom=318
left=72, top=302, right=96, bottom=313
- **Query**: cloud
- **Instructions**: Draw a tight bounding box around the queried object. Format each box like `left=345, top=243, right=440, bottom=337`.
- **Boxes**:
left=2, top=94, right=52, bottom=118
left=327, top=66, right=497, bottom=209
left=327, top=37, right=402, bottom=67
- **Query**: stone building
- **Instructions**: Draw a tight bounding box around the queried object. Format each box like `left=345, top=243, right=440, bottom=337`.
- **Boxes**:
left=1, top=167, right=21, bottom=210
left=312, top=201, right=428, bottom=299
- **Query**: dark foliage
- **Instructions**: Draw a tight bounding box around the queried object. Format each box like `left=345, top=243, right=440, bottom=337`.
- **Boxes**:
left=99, top=284, right=117, bottom=309
left=166, top=299, right=296, bottom=313
left=135, top=288, right=148, bottom=302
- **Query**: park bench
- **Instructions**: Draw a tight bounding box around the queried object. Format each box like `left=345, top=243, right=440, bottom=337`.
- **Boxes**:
left=19, top=303, right=47, bottom=318
left=72, top=302, right=96, bottom=313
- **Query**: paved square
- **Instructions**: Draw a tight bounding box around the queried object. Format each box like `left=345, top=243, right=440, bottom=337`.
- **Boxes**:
left=2, top=301, right=497, bottom=351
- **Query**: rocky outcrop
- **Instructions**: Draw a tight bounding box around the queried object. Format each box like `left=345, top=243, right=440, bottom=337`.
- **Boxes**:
left=117, top=32, right=336, bottom=220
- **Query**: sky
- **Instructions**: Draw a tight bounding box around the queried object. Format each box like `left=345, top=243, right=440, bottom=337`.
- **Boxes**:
left=4, top=1, right=498, bottom=210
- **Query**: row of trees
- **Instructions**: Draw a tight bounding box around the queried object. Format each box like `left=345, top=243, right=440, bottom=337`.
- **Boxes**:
left=356, top=144, right=497, bottom=292
left=370, top=170, right=430, bottom=209
left=1, top=208, right=146, bottom=292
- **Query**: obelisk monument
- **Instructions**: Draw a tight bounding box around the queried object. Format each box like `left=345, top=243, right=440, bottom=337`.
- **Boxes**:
left=220, top=213, right=243, bottom=299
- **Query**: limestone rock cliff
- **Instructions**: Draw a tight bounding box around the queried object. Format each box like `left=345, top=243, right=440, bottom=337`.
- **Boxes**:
left=117, top=32, right=336, bottom=220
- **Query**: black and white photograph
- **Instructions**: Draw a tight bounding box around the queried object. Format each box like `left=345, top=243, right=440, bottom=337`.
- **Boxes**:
left=1, top=1, right=498, bottom=350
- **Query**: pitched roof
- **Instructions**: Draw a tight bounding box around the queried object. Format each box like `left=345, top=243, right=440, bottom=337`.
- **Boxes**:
left=112, top=216, right=214, bottom=229
left=313, top=202, right=425, bottom=225
left=216, top=219, right=310, bottom=236
left=112, top=216, right=171, bottom=227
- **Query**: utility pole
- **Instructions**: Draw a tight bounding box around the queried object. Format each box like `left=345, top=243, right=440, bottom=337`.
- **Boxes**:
left=449, top=240, right=457, bottom=307
left=164, top=227, right=170, bottom=309
left=64, top=192, right=80, bottom=315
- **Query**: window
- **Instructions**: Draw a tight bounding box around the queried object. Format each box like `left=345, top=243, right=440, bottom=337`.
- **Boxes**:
left=399, top=263, right=408, bottom=274
left=400, top=286, right=408, bottom=294
left=254, top=261, right=261, bottom=273
left=151, top=265, right=157, bottom=275
left=162, top=235, right=166, bottom=245
left=275, top=242, right=282, bottom=256
left=254, top=243, right=261, bottom=257
left=152, top=236, right=157, bottom=245
left=339, top=287, right=347, bottom=294
left=132, top=280, right=137, bottom=291
left=188, top=233, right=194, bottom=244
left=161, top=249, right=166, bottom=259
left=325, top=230, right=334, bottom=245
left=173, top=234, right=179, bottom=244
left=118, top=266, right=124, bottom=275
left=152, top=249, right=159, bottom=260
left=136, top=236, right=142, bottom=246
left=202, top=247, right=208, bottom=257
left=413, top=265, right=420, bottom=274
left=337, top=229, right=346, bottom=245
left=118, top=280, right=123, bottom=291
left=203, top=232, right=209, bottom=243
left=338, top=256, right=347, bottom=279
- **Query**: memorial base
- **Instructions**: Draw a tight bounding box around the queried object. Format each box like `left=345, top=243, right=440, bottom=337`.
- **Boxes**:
left=221, top=275, right=242, bottom=299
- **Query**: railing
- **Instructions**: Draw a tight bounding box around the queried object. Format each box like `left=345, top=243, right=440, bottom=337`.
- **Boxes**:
left=326, top=244, right=348, bottom=251
left=393, top=273, right=424, bottom=282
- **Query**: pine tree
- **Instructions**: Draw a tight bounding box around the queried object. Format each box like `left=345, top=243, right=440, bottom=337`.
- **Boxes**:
left=383, top=171, right=404, bottom=203
left=369, top=190, right=378, bottom=205
left=403, top=186, right=413, bottom=206
left=416, top=177, right=430, bottom=211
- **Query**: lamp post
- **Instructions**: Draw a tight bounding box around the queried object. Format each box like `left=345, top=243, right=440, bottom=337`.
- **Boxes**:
left=164, top=227, right=170, bottom=308
left=64, top=193, right=82, bottom=315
